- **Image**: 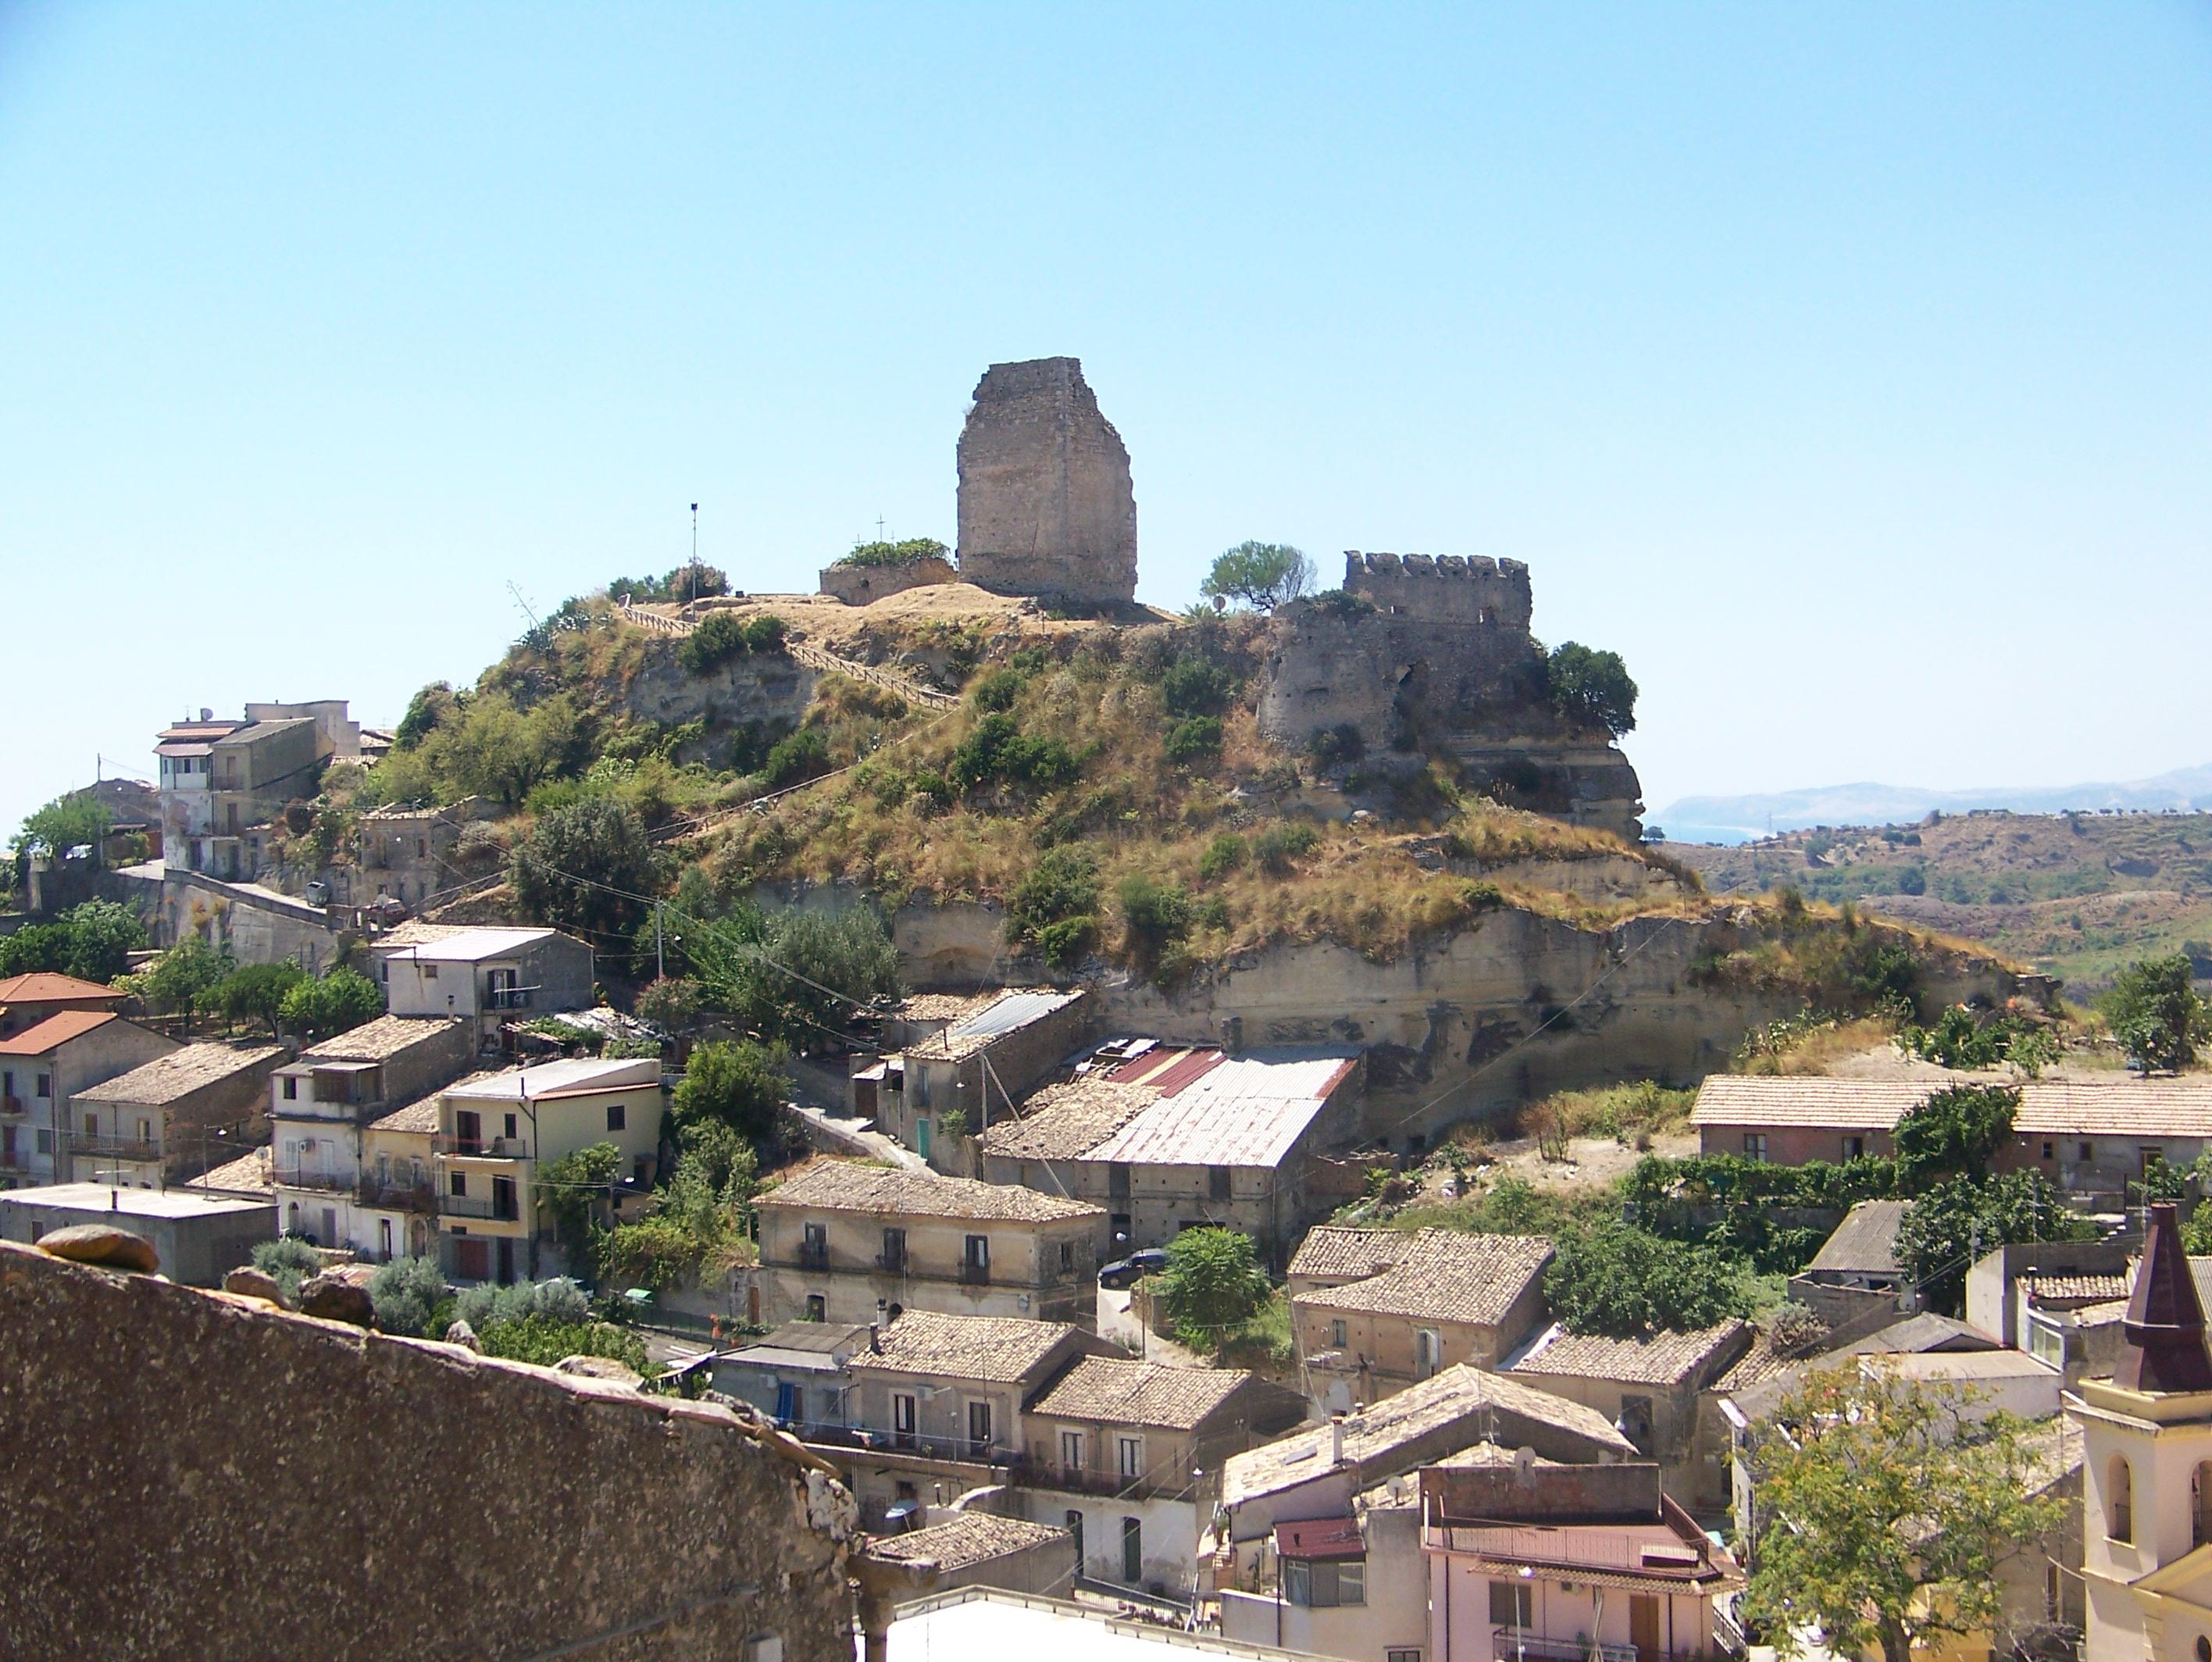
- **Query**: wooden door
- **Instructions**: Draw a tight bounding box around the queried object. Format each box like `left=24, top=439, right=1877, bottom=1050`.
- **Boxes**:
left=1629, top=1593, right=1660, bottom=1658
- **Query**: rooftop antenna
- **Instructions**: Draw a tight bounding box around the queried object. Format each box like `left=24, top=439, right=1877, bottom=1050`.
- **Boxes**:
left=506, top=582, right=541, bottom=630
left=876, top=515, right=887, bottom=542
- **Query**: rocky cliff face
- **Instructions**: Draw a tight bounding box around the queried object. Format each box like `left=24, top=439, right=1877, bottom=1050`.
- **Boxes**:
left=619, top=634, right=819, bottom=767
left=956, top=357, right=1137, bottom=608
left=890, top=893, right=2030, bottom=1148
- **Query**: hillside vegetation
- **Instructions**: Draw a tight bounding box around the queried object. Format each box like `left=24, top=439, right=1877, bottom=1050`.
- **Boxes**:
left=1668, top=810, right=2212, bottom=994
left=295, top=582, right=2024, bottom=1036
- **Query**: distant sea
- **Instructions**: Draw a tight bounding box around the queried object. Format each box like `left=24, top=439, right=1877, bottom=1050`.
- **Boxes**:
left=1653, top=763, right=2212, bottom=847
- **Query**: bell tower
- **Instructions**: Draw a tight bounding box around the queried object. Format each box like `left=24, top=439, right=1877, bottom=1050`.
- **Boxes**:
left=2068, top=1202, right=2212, bottom=1657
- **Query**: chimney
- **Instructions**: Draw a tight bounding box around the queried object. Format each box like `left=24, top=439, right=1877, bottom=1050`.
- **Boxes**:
left=1329, top=1413, right=1345, bottom=1468
left=1220, top=1015, right=1244, bottom=1057
left=873, top=1296, right=887, bottom=1351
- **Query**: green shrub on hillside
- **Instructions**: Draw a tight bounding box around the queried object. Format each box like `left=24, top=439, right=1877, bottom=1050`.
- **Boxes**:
left=1544, top=642, right=1638, bottom=737
left=835, top=537, right=947, bottom=569
left=1253, top=822, right=1320, bottom=876
left=1199, top=833, right=1247, bottom=883
left=950, top=712, right=1079, bottom=794
left=1165, top=715, right=1223, bottom=766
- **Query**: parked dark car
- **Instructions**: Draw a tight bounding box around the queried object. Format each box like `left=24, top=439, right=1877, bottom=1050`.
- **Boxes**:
left=1099, top=1249, right=1168, bottom=1289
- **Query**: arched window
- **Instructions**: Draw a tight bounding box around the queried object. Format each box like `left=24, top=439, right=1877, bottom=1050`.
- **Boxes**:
left=2110, top=1456, right=2134, bottom=1543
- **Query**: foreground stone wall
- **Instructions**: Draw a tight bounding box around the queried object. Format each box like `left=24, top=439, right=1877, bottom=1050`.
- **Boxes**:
left=0, top=1243, right=855, bottom=1661
left=956, top=357, right=1136, bottom=607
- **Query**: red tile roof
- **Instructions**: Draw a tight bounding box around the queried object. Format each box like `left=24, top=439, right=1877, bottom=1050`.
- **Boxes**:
left=1275, top=1518, right=1365, bottom=1560
left=0, top=973, right=123, bottom=1006
left=0, top=1009, right=121, bottom=1055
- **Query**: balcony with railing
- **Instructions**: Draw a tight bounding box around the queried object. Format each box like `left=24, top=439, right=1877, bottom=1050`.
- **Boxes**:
left=276, top=1164, right=361, bottom=1195
left=483, top=985, right=536, bottom=1012
left=797, top=1240, right=830, bottom=1271
left=359, top=1179, right=437, bottom=1214
left=1493, top=1632, right=1637, bottom=1662
left=438, top=1190, right=522, bottom=1222
left=807, top=1423, right=1010, bottom=1467
left=958, top=1260, right=991, bottom=1287
left=70, top=1134, right=162, bottom=1164
left=433, top=1134, right=527, bottom=1160
left=1008, top=1457, right=1191, bottom=1502
left=0, top=1094, right=27, bottom=1118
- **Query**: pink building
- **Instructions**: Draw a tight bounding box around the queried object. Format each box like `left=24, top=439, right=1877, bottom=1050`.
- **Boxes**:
left=1422, top=1461, right=1742, bottom=1662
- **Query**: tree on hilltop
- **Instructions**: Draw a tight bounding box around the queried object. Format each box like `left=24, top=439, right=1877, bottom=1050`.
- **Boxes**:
left=1201, top=541, right=1315, bottom=612
left=2102, top=953, right=2210, bottom=1074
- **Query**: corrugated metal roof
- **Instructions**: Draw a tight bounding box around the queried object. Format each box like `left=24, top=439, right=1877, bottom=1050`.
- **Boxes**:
left=1275, top=1518, right=1365, bottom=1560
left=374, top=927, right=562, bottom=964
left=951, top=990, right=1079, bottom=1042
left=1083, top=1049, right=1358, bottom=1168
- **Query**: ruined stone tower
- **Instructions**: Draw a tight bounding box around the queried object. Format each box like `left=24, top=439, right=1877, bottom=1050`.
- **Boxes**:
left=956, top=357, right=1137, bottom=607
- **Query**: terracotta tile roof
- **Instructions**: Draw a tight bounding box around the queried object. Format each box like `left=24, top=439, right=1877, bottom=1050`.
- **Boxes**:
left=759, top=1159, right=1103, bottom=1225
left=847, top=1311, right=1084, bottom=1384
left=2022, top=1271, right=2131, bottom=1304
left=2014, top=1079, right=2212, bottom=1138
left=1510, top=1319, right=1753, bottom=1388
left=77, top=1043, right=284, bottom=1107
left=1691, top=1076, right=1929, bottom=1130
left=1712, top=1332, right=1798, bottom=1395
left=979, top=1075, right=1158, bottom=1161
left=1275, top=1517, right=1365, bottom=1560
left=193, top=1145, right=274, bottom=1196
left=1295, top=1231, right=1554, bottom=1328
left=1026, top=1357, right=1250, bottom=1431
left=1222, top=1364, right=1636, bottom=1508
left=1694, top=1074, right=2212, bottom=1140
left=1286, top=1226, right=1402, bottom=1283
left=0, top=972, right=123, bottom=1005
left=0, top=1009, right=121, bottom=1054
left=369, top=1071, right=502, bottom=1136
left=864, top=1513, right=1069, bottom=1573
left=299, top=1014, right=466, bottom=1064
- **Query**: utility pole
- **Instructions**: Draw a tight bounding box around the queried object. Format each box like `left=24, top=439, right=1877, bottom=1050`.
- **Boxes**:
left=655, top=901, right=665, bottom=981
left=690, top=502, right=700, bottom=608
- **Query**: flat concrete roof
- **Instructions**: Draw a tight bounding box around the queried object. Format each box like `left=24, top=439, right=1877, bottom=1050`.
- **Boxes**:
left=890, top=1589, right=1304, bottom=1662
left=0, top=1184, right=276, bottom=1221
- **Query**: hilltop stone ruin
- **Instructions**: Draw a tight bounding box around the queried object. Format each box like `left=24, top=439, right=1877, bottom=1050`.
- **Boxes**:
left=1258, top=550, right=1645, bottom=840
left=955, top=356, right=1137, bottom=608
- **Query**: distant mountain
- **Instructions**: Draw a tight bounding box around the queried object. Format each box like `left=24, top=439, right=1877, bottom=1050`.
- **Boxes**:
left=1656, top=765, right=2212, bottom=845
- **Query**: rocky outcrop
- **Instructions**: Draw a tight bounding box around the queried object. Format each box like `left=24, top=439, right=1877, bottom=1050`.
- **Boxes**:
left=957, top=357, right=1136, bottom=607
left=0, top=1241, right=856, bottom=1660
left=619, top=633, right=819, bottom=768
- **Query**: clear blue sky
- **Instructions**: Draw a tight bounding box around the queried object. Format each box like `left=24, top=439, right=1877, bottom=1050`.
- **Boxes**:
left=4, top=4, right=2208, bottom=839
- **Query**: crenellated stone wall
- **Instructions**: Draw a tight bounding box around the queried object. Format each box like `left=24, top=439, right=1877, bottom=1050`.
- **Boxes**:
left=956, top=357, right=1136, bottom=607
left=1258, top=549, right=1643, bottom=840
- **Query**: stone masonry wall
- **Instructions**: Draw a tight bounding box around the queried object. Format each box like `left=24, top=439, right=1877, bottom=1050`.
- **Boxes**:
left=0, top=1242, right=856, bottom=1661
left=1258, top=549, right=1643, bottom=840
left=956, top=357, right=1136, bottom=607
left=819, top=556, right=958, bottom=606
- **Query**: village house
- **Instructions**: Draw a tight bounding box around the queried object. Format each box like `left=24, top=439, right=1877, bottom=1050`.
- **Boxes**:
left=0, top=1182, right=277, bottom=1285
left=157, top=711, right=333, bottom=880
left=268, top=1015, right=477, bottom=1255
left=371, top=922, right=596, bottom=1047
left=0, top=972, right=127, bottom=1039
left=1215, top=1364, right=1638, bottom=1603
left=1290, top=1228, right=1554, bottom=1414
left=1016, top=1355, right=1307, bottom=1596
left=0, top=1011, right=177, bottom=1189
left=1219, top=1488, right=1429, bottom=1662
left=350, top=1078, right=485, bottom=1264
left=1787, top=1197, right=1911, bottom=1327
left=826, top=1310, right=1116, bottom=1531
left=1692, top=1073, right=2212, bottom=1211
left=432, top=1055, right=664, bottom=1285
left=69, top=1041, right=286, bottom=1188
left=351, top=797, right=491, bottom=911
left=980, top=1043, right=1365, bottom=1266
left=746, top=1160, right=1109, bottom=1330
left=1419, top=1461, right=1744, bottom=1662
left=710, top=1320, right=876, bottom=1432
left=867, top=989, right=1093, bottom=1162
left=1505, top=1318, right=1755, bottom=1508
left=863, top=1513, right=1077, bottom=1600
